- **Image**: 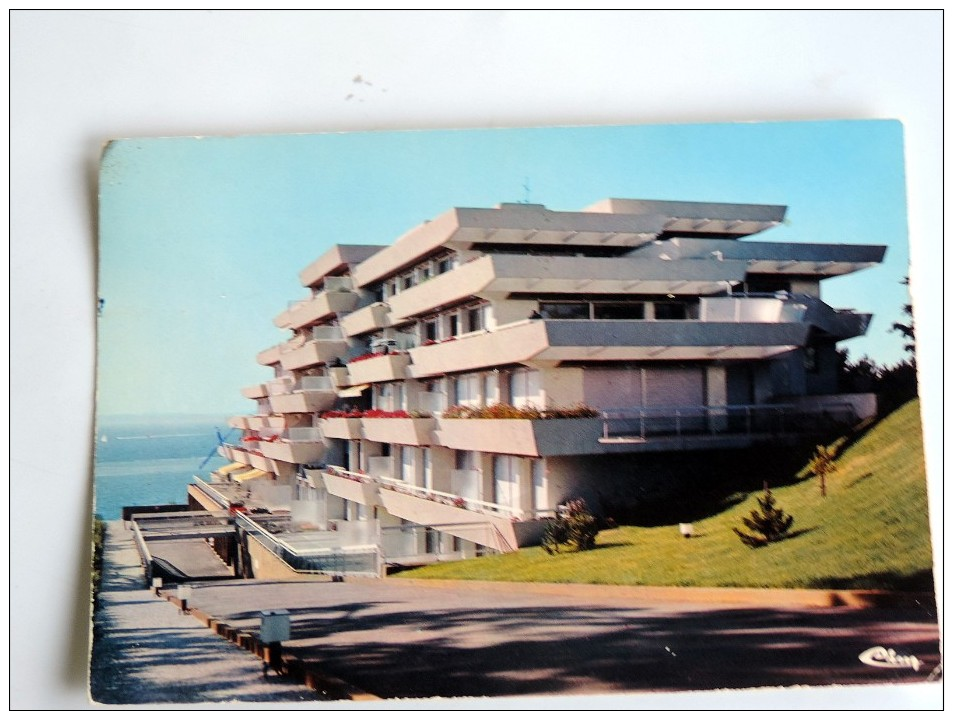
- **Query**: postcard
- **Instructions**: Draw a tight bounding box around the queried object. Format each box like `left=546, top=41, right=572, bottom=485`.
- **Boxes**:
left=89, top=120, right=939, bottom=704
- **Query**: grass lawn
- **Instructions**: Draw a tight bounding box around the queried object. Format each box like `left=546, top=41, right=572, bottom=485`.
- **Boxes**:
left=396, top=399, right=935, bottom=590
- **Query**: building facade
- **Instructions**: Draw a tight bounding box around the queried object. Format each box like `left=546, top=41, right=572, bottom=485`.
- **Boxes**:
left=195, top=198, right=885, bottom=571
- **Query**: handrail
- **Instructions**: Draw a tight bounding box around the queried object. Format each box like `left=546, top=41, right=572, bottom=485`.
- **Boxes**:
left=378, top=475, right=523, bottom=519
left=191, top=476, right=231, bottom=509
left=235, top=511, right=381, bottom=577
left=129, top=520, right=154, bottom=588
left=600, top=402, right=857, bottom=439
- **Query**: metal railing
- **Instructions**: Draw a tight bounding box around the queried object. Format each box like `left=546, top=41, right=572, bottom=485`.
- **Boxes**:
left=235, top=511, right=382, bottom=577
left=191, top=475, right=232, bottom=509
left=600, top=402, right=857, bottom=440
left=129, top=519, right=154, bottom=588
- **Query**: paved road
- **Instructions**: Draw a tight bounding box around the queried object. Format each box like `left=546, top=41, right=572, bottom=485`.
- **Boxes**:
left=89, top=522, right=321, bottom=704
left=92, top=521, right=941, bottom=704
left=184, top=576, right=941, bottom=700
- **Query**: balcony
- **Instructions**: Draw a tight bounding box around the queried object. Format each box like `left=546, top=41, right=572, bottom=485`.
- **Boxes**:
left=361, top=417, right=436, bottom=446
left=298, top=245, right=384, bottom=288
left=408, top=319, right=813, bottom=377
left=259, top=428, right=326, bottom=464
left=219, top=444, right=251, bottom=465
left=387, top=253, right=748, bottom=321
left=340, top=302, right=391, bottom=337
left=319, top=417, right=363, bottom=439
left=346, top=353, right=411, bottom=385
left=269, top=376, right=337, bottom=413
left=277, top=290, right=361, bottom=330
left=434, top=417, right=603, bottom=457
left=240, top=383, right=269, bottom=400
left=227, top=415, right=249, bottom=429
left=321, top=466, right=382, bottom=507
left=377, top=483, right=518, bottom=551
left=279, top=328, right=349, bottom=371
left=245, top=414, right=309, bottom=431
left=328, top=366, right=351, bottom=388
left=257, top=343, right=282, bottom=366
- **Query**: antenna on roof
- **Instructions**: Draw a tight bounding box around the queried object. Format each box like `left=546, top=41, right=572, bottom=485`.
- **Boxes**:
left=521, top=178, right=531, bottom=204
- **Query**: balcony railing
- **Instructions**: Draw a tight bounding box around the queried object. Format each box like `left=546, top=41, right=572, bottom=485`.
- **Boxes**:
left=378, top=475, right=523, bottom=519
left=599, top=402, right=858, bottom=440
left=235, top=511, right=382, bottom=577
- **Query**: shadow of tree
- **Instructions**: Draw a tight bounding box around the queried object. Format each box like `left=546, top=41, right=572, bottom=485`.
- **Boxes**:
left=206, top=592, right=940, bottom=700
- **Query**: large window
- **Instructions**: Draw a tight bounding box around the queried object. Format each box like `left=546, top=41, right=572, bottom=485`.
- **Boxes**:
left=509, top=369, right=541, bottom=408
left=654, top=301, right=688, bottom=320
left=594, top=302, right=645, bottom=320
left=540, top=302, right=589, bottom=319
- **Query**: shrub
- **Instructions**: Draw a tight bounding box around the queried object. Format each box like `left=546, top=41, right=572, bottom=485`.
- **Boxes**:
left=442, top=403, right=599, bottom=420
left=542, top=498, right=599, bottom=554
left=732, top=483, right=795, bottom=548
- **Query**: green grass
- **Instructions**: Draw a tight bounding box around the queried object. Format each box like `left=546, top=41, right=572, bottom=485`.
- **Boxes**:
left=396, top=399, right=935, bottom=590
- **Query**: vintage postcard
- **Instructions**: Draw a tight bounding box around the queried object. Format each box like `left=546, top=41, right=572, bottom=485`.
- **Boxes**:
left=89, top=120, right=939, bottom=704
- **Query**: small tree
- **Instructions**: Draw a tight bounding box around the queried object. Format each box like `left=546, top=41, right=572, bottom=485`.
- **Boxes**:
left=810, top=444, right=838, bottom=497
left=733, top=482, right=794, bottom=548
left=542, top=498, right=598, bottom=554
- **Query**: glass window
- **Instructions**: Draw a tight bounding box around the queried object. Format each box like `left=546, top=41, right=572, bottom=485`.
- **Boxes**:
left=654, top=301, right=688, bottom=320
left=540, top=302, right=589, bottom=319
left=467, top=306, right=484, bottom=332
left=594, top=302, right=645, bottom=320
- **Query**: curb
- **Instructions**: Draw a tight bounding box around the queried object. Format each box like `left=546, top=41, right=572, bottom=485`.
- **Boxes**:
left=373, top=578, right=936, bottom=610
left=164, top=594, right=379, bottom=701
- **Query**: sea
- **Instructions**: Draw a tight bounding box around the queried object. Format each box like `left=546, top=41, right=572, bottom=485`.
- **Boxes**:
left=93, top=414, right=241, bottom=521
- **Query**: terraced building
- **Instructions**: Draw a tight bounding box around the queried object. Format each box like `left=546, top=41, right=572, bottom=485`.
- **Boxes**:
left=192, top=198, right=885, bottom=573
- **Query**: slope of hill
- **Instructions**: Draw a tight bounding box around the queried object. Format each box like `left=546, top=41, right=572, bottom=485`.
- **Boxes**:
left=397, top=399, right=935, bottom=590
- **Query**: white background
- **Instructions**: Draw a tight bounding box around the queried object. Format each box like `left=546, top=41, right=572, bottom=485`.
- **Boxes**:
left=10, top=10, right=944, bottom=710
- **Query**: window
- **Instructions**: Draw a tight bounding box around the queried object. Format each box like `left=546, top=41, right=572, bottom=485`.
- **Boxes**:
left=402, top=273, right=415, bottom=291
left=437, top=256, right=454, bottom=274
left=448, top=313, right=459, bottom=337
left=467, top=306, right=484, bottom=332
left=424, top=320, right=438, bottom=342
left=654, top=301, right=687, bottom=320
left=454, top=373, right=481, bottom=407
left=594, top=302, right=645, bottom=320
left=540, top=302, right=589, bottom=319
left=509, top=369, right=541, bottom=407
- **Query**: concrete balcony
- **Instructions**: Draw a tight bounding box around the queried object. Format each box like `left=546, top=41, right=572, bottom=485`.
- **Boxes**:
left=377, top=486, right=518, bottom=551
left=361, top=417, right=437, bottom=446
left=240, top=383, right=269, bottom=399
left=277, top=290, right=361, bottom=330
left=245, top=414, right=309, bottom=431
left=218, top=444, right=251, bottom=466
left=346, top=353, right=411, bottom=385
left=340, top=302, right=391, bottom=337
left=328, top=367, right=351, bottom=388
left=257, top=344, right=282, bottom=366
left=259, top=439, right=326, bottom=465
left=387, top=254, right=748, bottom=321
left=321, top=467, right=382, bottom=507
left=699, top=294, right=872, bottom=340
left=269, top=390, right=336, bottom=414
left=298, top=245, right=383, bottom=288
left=227, top=415, right=249, bottom=429
left=279, top=338, right=349, bottom=371
left=434, top=417, right=604, bottom=456
left=319, top=417, right=363, bottom=440
left=408, top=319, right=812, bottom=377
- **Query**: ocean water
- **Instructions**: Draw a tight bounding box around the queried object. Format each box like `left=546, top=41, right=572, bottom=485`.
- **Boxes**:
left=93, top=415, right=239, bottom=520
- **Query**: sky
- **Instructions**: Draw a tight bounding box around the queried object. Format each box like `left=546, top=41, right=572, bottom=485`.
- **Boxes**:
left=97, top=120, right=913, bottom=417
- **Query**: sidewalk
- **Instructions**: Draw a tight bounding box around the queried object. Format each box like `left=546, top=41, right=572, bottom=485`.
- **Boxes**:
left=89, top=521, right=322, bottom=704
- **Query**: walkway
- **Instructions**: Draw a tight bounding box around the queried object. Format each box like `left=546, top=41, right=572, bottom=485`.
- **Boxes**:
left=89, top=522, right=321, bottom=704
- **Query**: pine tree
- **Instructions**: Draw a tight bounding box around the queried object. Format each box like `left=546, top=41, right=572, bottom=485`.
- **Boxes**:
left=733, top=482, right=795, bottom=548
left=810, top=444, right=838, bottom=497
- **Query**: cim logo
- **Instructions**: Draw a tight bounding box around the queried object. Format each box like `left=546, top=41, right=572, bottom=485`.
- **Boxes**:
left=858, top=646, right=922, bottom=672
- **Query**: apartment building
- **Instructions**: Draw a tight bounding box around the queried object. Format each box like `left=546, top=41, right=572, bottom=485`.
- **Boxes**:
left=196, top=198, right=885, bottom=571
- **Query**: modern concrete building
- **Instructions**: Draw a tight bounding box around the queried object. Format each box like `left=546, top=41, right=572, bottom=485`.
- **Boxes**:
left=192, top=198, right=885, bottom=574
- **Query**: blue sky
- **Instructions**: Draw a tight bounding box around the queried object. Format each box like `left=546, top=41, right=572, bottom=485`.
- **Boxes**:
left=97, top=120, right=912, bottom=416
